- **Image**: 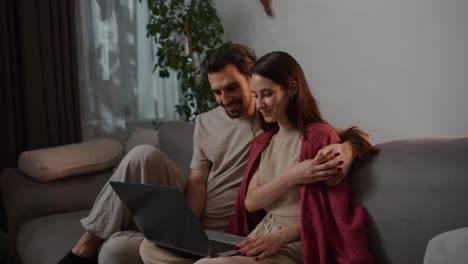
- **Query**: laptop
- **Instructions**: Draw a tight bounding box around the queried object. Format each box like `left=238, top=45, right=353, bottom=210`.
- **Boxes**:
left=109, top=181, right=247, bottom=258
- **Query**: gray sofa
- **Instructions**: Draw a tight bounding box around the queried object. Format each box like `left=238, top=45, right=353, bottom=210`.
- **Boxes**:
left=1, top=121, right=467, bottom=264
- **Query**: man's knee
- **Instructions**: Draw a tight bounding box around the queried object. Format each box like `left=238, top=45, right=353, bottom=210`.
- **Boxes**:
left=140, top=239, right=195, bottom=264
left=193, top=258, right=213, bottom=264
left=125, top=145, right=163, bottom=164
left=98, top=232, right=144, bottom=264
left=139, top=239, right=150, bottom=262
left=139, top=239, right=158, bottom=263
left=119, top=145, right=167, bottom=176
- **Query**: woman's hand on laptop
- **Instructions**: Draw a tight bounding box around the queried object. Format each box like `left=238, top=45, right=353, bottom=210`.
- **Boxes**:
left=236, top=223, right=301, bottom=260
left=235, top=233, right=283, bottom=261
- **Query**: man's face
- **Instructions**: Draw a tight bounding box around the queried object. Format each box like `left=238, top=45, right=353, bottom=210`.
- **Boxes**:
left=207, top=64, right=253, bottom=119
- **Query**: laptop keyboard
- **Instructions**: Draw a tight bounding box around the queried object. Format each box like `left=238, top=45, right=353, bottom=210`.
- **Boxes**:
left=210, top=240, right=237, bottom=253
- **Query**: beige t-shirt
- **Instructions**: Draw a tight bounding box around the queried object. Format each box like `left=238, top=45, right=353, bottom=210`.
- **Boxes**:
left=249, top=127, right=304, bottom=262
left=190, top=106, right=261, bottom=230
left=257, top=127, right=302, bottom=217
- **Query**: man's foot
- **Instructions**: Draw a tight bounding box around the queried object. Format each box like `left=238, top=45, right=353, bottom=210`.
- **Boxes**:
left=58, top=231, right=103, bottom=264
left=57, top=251, right=98, bottom=264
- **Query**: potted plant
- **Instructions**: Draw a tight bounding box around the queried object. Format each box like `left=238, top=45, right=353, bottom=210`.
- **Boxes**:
left=145, top=0, right=224, bottom=121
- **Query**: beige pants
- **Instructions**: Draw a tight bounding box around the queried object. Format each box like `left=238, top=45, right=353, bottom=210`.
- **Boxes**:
left=139, top=213, right=302, bottom=264
left=80, top=145, right=186, bottom=264
left=139, top=239, right=301, bottom=264
left=139, top=240, right=297, bottom=264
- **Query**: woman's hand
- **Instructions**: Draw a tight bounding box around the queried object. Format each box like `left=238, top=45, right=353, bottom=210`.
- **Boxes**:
left=236, top=233, right=284, bottom=261
left=285, top=152, right=343, bottom=186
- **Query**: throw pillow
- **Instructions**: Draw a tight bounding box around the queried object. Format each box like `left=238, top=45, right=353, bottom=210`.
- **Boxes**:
left=18, top=139, right=123, bottom=182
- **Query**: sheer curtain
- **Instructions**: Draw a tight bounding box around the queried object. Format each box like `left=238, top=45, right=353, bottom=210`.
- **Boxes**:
left=75, top=0, right=180, bottom=141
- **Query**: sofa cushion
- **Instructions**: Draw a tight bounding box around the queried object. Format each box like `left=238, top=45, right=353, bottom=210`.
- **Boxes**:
left=18, top=138, right=123, bottom=182
left=1, top=168, right=112, bottom=231
left=350, top=137, right=468, bottom=264
left=17, top=210, right=89, bottom=264
left=423, top=227, right=468, bottom=264
left=125, top=127, right=159, bottom=155
left=158, top=121, right=194, bottom=179
left=0, top=168, right=113, bottom=264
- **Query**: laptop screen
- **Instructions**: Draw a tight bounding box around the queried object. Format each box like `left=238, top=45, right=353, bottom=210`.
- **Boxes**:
left=109, top=182, right=214, bottom=257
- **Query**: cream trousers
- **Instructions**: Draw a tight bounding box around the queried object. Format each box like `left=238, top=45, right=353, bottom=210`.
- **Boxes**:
left=80, top=145, right=185, bottom=264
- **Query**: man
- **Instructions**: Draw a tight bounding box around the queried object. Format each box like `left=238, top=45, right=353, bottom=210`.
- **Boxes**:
left=59, top=43, right=359, bottom=264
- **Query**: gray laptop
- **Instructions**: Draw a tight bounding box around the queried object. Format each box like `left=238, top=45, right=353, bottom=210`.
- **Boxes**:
left=109, top=181, right=247, bottom=258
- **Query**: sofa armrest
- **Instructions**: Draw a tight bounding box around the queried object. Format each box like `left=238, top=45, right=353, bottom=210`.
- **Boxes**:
left=0, top=168, right=112, bottom=233
left=423, top=227, right=468, bottom=264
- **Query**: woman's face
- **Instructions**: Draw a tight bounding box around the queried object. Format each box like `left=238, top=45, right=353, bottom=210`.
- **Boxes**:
left=251, top=74, right=290, bottom=125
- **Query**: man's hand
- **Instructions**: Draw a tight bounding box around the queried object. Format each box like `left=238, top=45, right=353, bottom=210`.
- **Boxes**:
left=285, top=155, right=341, bottom=186
left=314, top=142, right=355, bottom=186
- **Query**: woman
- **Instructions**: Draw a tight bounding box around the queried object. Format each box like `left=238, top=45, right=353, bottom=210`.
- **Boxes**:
left=197, top=51, right=376, bottom=264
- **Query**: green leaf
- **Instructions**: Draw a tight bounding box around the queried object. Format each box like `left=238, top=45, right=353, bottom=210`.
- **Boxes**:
left=143, top=0, right=222, bottom=120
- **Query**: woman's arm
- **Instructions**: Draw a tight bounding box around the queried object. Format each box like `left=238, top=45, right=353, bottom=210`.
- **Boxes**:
left=237, top=223, right=301, bottom=261
left=244, top=170, right=293, bottom=213
left=245, top=156, right=341, bottom=212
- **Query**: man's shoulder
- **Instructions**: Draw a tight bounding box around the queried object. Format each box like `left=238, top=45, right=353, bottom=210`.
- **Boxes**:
left=194, top=106, right=226, bottom=135
left=196, top=106, right=224, bottom=123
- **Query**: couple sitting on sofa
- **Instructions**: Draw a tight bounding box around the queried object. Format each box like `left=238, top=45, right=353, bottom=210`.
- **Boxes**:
left=59, top=43, right=377, bottom=264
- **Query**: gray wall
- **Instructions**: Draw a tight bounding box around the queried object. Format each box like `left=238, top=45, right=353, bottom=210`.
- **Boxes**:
left=215, top=0, right=468, bottom=143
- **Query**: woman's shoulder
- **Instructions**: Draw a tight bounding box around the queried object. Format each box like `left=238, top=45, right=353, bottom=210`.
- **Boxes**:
left=254, top=126, right=279, bottom=144
left=304, top=122, right=340, bottom=143
left=305, top=122, right=336, bottom=135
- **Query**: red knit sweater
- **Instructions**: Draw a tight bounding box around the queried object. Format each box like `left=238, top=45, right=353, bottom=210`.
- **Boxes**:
left=226, top=123, right=374, bottom=264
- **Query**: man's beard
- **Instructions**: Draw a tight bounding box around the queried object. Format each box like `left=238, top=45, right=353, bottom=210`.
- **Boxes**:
left=222, top=100, right=244, bottom=118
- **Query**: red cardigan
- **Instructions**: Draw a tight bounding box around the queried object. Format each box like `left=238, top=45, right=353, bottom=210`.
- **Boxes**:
left=226, top=123, right=374, bottom=264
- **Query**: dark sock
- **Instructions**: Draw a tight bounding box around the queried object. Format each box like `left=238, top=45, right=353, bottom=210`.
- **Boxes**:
left=57, top=251, right=98, bottom=264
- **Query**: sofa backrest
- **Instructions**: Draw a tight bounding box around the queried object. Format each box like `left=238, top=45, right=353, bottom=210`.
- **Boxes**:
left=350, top=137, right=468, bottom=264
left=158, top=121, right=195, bottom=179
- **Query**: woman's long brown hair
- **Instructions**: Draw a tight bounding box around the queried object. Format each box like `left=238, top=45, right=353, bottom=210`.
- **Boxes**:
left=252, top=51, right=378, bottom=158
left=252, top=51, right=324, bottom=139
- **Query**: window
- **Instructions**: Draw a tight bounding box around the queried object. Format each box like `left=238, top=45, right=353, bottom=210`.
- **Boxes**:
left=75, top=0, right=180, bottom=141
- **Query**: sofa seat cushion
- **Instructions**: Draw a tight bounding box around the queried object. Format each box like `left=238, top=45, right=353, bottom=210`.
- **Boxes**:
left=18, top=139, right=123, bottom=182
left=423, top=227, right=468, bottom=264
left=17, top=210, right=89, bottom=264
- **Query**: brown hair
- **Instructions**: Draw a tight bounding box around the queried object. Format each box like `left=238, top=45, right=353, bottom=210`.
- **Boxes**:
left=339, top=126, right=379, bottom=159
left=252, top=51, right=324, bottom=138
left=253, top=51, right=378, bottom=158
left=204, top=42, right=256, bottom=77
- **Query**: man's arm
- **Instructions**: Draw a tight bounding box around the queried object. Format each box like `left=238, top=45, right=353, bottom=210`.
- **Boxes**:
left=316, top=126, right=377, bottom=186
left=185, top=169, right=210, bottom=220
